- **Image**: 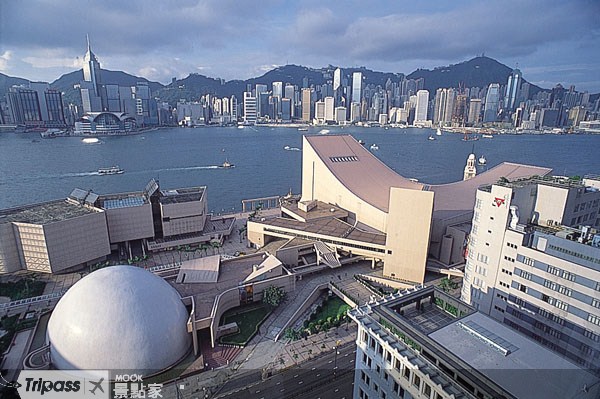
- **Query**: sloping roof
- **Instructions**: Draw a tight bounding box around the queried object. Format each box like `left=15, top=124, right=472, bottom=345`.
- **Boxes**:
left=304, top=135, right=552, bottom=215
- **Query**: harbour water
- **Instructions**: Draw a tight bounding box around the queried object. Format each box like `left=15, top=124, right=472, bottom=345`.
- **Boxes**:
left=1, top=126, right=599, bottom=213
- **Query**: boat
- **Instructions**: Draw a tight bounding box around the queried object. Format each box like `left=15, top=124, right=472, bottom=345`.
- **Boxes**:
left=462, top=132, right=479, bottom=141
left=428, top=135, right=436, bottom=141
left=482, top=134, right=494, bottom=139
left=221, top=159, right=235, bottom=168
left=82, top=137, right=99, bottom=144
left=370, top=144, right=379, bottom=150
left=358, top=139, right=365, bottom=145
left=436, top=128, right=442, bottom=136
left=478, top=156, right=487, bottom=165
left=298, top=127, right=308, bottom=131
left=319, top=129, right=330, bottom=135
left=98, top=166, right=124, bottom=175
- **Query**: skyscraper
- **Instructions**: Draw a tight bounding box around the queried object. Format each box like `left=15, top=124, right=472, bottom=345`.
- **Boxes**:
left=272, top=82, right=283, bottom=99
left=483, top=83, right=500, bottom=122
left=352, top=72, right=362, bottom=104
left=504, top=68, right=521, bottom=111
left=80, top=35, right=103, bottom=113
left=414, top=90, right=429, bottom=123
left=433, top=88, right=455, bottom=126
left=301, top=88, right=312, bottom=122
left=468, top=98, right=482, bottom=125
left=243, top=92, right=257, bottom=124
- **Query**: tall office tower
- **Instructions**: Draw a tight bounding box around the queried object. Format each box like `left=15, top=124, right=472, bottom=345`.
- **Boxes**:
left=80, top=35, right=103, bottom=113
left=504, top=68, right=522, bottom=111
left=324, top=97, right=335, bottom=122
left=452, top=94, right=468, bottom=126
left=256, top=84, right=268, bottom=116
left=483, top=83, right=500, bottom=122
left=284, top=84, right=295, bottom=117
left=334, top=106, right=347, bottom=123
left=352, top=72, right=362, bottom=104
left=468, top=99, right=482, bottom=125
left=314, top=100, right=325, bottom=123
left=301, top=88, right=312, bottom=122
left=414, top=90, right=429, bottom=123
left=333, top=68, right=343, bottom=104
left=462, top=176, right=600, bottom=373
left=280, top=98, right=291, bottom=121
left=463, top=152, right=477, bottom=181
left=350, top=102, right=361, bottom=122
left=433, top=88, right=455, bottom=126
left=230, top=95, right=238, bottom=120
left=242, top=92, right=256, bottom=124
left=272, top=82, right=283, bottom=99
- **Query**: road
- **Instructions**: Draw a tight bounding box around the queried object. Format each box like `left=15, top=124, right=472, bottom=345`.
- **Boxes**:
left=215, top=343, right=356, bottom=399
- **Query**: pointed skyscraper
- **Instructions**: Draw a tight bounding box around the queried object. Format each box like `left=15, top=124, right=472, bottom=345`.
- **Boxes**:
left=80, top=35, right=103, bottom=112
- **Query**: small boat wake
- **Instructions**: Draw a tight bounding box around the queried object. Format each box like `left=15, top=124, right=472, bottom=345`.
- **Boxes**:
left=284, top=145, right=301, bottom=151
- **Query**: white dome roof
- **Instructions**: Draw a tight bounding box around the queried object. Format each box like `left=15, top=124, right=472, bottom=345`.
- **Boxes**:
left=48, top=266, right=190, bottom=375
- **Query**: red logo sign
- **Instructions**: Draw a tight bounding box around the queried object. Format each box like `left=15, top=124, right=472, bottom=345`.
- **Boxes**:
left=493, top=197, right=506, bottom=207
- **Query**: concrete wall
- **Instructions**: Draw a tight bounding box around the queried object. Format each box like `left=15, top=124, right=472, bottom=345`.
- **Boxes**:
left=43, top=212, right=111, bottom=273
left=161, top=199, right=207, bottom=237
left=384, top=188, right=434, bottom=283
left=301, top=136, right=389, bottom=233
left=535, top=185, right=568, bottom=226
left=12, top=223, right=51, bottom=273
left=105, top=203, right=154, bottom=243
left=0, top=222, right=23, bottom=273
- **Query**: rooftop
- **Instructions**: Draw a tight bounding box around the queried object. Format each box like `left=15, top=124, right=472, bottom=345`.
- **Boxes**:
left=480, top=174, right=599, bottom=193
left=0, top=199, right=101, bottom=225
left=159, top=187, right=205, bottom=204
left=355, top=286, right=600, bottom=399
left=304, top=134, right=552, bottom=215
left=97, top=192, right=148, bottom=210
left=256, top=216, right=387, bottom=246
left=282, top=200, right=349, bottom=222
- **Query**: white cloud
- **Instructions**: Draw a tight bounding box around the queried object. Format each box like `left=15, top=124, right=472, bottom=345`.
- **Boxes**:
left=0, top=51, right=13, bottom=71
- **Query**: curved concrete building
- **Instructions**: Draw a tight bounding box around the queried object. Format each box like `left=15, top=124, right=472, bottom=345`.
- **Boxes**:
left=47, top=266, right=191, bottom=375
left=249, top=134, right=552, bottom=283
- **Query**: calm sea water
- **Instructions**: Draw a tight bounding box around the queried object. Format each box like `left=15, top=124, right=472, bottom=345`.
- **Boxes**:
left=1, top=127, right=599, bottom=213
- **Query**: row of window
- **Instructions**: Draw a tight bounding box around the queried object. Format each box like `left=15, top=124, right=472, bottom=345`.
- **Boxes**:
left=541, top=294, right=569, bottom=311
left=546, top=265, right=577, bottom=281
left=547, top=244, right=600, bottom=266
left=543, top=280, right=572, bottom=297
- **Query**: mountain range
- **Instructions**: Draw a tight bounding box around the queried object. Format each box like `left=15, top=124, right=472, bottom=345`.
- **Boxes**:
left=0, top=56, right=583, bottom=108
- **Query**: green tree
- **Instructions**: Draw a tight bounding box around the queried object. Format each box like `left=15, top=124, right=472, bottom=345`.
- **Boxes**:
left=262, top=285, right=287, bottom=307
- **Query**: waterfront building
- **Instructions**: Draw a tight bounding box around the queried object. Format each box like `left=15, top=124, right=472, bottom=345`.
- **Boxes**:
left=281, top=98, right=292, bottom=121
left=324, top=96, right=335, bottom=122
left=284, top=84, right=295, bottom=118
left=467, top=98, right=482, bottom=125
left=314, top=100, right=325, bottom=124
left=504, top=68, right=522, bottom=111
left=483, top=83, right=500, bottom=123
left=350, top=102, right=361, bottom=122
left=243, top=92, right=257, bottom=124
left=352, top=72, right=363, bottom=104
left=74, top=111, right=137, bottom=134
left=433, top=88, right=455, bottom=126
left=540, top=108, right=559, bottom=128
left=462, top=175, right=600, bottom=374
left=272, top=81, right=283, bottom=100
left=301, top=88, right=312, bottom=122
left=414, top=90, right=429, bottom=123
left=350, top=286, right=599, bottom=399
left=6, top=82, right=66, bottom=128
left=334, top=106, right=347, bottom=123
left=0, top=180, right=233, bottom=274
left=247, top=135, right=550, bottom=283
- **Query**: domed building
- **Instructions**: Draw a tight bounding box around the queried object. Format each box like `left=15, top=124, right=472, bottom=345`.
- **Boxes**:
left=46, top=266, right=191, bottom=376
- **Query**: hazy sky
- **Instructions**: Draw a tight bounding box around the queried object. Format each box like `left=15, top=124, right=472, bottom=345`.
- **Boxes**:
left=1, top=0, right=599, bottom=91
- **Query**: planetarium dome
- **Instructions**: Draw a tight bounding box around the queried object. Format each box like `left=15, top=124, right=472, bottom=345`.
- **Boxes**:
left=47, top=265, right=191, bottom=375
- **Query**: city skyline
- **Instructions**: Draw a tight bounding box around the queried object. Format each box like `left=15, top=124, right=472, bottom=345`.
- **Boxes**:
left=0, top=0, right=599, bottom=92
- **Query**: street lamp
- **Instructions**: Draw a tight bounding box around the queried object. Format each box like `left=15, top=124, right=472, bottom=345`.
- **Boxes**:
left=333, top=339, right=341, bottom=378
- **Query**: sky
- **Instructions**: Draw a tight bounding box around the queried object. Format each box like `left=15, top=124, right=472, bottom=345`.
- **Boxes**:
left=1, top=0, right=599, bottom=92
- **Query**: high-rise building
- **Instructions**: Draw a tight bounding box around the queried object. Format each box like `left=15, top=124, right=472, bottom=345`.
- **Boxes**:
left=462, top=175, right=600, bottom=374
left=242, top=92, right=257, bottom=124
left=483, top=83, right=500, bottom=122
left=272, top=82, right=283, bottom=99
left=333, top=68, right=342, bottom=92
left=350, top=102, right=361, bottom=123
left=80, top=35, right=103, bottom=113
left=324, top=96, right=335, bottom=122
left=301, top=88, right=312, bottom=122
left=256, top=84, right=268, bottom=116
left=284, top=85, right=295, bottom=118
left=433, top=88, right=455, bottom=126
left=468, top=98, right=482, bottom=125
left=504, top=68, right=522, bottom=111
left=414, top=90, right=429, bottom=123
left=352, top=72, right=362, bottom=104
left=6, top=82, right=66, bottom=128
left=334, top=106, right=346, bottom=123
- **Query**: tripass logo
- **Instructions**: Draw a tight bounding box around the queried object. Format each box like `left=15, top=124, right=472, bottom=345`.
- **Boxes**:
left=16, top=370, right=109, bottom=399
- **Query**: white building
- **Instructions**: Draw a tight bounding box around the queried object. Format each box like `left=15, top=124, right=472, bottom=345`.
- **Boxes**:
left=243, top=92, right=257, bottom=124
left=352, top=72, right=362, bottom=104
left=462, top=175, right=600, bottom=373
left=324, top=96, right=335, bottom=122
left=414, top=89, right=429, bottom=123
left=350, top=286, right=599, bottom=399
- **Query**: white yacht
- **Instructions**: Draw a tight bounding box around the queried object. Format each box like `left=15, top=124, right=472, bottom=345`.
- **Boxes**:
left=98, top=166, right=124, bottom=175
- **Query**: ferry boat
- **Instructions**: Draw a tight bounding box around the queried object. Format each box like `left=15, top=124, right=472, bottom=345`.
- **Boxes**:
left=478, top=156, right=487, bottom=165
left=370, top=144, right=379, bottom=150
left=98, top=166, right=124, bottom=175
left=298, top=127, right=309, bottom=131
